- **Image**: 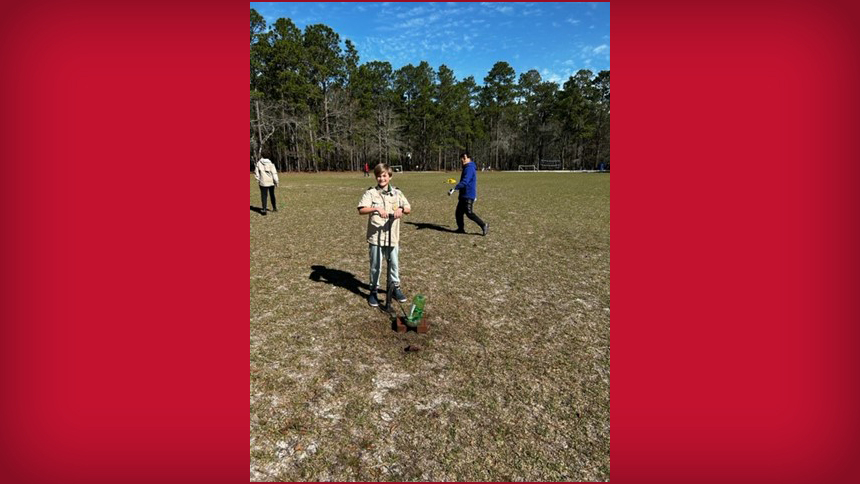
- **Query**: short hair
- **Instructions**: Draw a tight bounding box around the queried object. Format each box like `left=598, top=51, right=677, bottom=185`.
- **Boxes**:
left=373, top=163, right=392, bottom=177
left=460, top=151, right=470, bottom=159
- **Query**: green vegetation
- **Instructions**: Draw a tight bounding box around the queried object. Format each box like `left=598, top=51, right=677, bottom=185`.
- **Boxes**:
left=250, top=171, right=610, bottom=481
left=251, top=9, right=610, bottom=173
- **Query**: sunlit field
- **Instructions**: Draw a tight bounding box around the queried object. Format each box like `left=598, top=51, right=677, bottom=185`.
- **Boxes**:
left=250, top=171, right=610, bottom=481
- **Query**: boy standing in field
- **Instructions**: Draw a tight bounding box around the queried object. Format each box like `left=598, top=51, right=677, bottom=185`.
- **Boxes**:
left=357, top=163, right=412, bottom=307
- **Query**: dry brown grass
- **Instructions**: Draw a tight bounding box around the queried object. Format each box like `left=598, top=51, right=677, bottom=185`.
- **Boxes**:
left=251, top=171, right=610, bottom=481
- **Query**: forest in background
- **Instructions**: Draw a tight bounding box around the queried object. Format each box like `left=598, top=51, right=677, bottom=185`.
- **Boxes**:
left=251, top=8, right=609, bottom=172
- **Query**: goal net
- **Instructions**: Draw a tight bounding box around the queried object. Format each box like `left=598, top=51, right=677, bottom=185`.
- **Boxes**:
left=539, top=160, right=562, bottom=170
left=518, top=164, right=537, bottom=171
left=390, top=165, right=403, bottom=172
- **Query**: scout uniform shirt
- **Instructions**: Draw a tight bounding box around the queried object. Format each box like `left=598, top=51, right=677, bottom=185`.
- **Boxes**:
left=358, top=186, right=411, bottom=247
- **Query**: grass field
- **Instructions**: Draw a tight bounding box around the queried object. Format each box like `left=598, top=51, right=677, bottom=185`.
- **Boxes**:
left=250, top=171, right=610, bottom=481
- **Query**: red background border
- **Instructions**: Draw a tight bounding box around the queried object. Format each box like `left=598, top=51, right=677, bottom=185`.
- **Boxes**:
left=616, top=1, right=860, bottom=482
left=1, top=1, right=858, bottom=482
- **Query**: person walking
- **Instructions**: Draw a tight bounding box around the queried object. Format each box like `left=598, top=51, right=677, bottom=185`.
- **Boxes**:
left=254, top=157, right=279, bottom=215
left=448, top=151, right=488, bottom=236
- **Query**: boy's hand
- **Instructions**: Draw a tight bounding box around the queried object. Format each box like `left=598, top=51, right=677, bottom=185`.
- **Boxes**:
left=377, top=208, right=389, bottom=218
left=392, top=208, right=403, bottom=219
left=448, top=188, right=455, bottom=196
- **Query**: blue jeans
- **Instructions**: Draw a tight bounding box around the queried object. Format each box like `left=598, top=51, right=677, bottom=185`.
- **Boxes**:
left=369, top=244, right=400, bottom=289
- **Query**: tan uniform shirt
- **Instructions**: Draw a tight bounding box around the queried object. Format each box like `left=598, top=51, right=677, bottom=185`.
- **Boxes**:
left=358, top=186, right=411, bottom=247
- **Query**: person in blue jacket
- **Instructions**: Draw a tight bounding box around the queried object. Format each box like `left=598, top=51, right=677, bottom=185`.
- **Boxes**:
left=448, top=151, right=488, bottom=236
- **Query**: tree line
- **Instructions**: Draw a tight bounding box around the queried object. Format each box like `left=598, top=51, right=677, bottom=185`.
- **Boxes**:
left=251, top=8, right=609, bottom=172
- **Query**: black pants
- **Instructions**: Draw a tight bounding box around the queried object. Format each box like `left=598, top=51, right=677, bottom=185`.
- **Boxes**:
left=260, top=186, right=276, bottom=211
left=455, top=198, right=485, bottom=231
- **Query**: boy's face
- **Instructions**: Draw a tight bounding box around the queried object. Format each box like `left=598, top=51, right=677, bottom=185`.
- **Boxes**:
left=376, top=171, right=391, bottom=189
left=461, top=155, right=470, bottom=165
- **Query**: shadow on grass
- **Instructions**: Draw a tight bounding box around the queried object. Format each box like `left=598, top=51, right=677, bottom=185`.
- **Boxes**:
left=404, top=221, right=480, bottom=235
left=404, top=221, right=455, bottom=233
left=309, top=265, right=372, bottom=299
left=250, top=205, right=265, bottom=215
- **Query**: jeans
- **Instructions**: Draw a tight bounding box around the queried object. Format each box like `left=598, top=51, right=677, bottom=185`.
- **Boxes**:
left=369, top=244, right=400, bottom=289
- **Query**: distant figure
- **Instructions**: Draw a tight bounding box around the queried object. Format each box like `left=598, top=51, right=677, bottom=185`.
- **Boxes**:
left=448, top=152, right=488, bottom=236
left=357, top=163, right=412, bottom=307
left=254, top=157, right=279, bottom=215
left=363, top=162, right=370, bottom=177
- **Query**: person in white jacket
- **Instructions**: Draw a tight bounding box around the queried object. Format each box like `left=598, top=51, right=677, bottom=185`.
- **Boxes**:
left=254, top=157, right=279, bottom=215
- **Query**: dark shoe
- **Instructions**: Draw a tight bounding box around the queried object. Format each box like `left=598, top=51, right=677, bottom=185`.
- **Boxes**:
left=482, top=223, right=489, bottom=236
left=272, top=208, right=278, bottom=212
left=453, top=228, right=466, bottom=234
left=368, top=291, right=379, bottom=307
left=261, top=209, right=267, bottom=216
left=392, top=285, right=407, bottom=303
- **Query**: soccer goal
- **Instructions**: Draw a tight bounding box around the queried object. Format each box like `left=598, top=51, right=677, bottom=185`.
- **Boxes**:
left=518, top=164, right=537, bottom=171
left=390, top=165, right=403, bottom=172
left=539, top=159, right=562, bottom=171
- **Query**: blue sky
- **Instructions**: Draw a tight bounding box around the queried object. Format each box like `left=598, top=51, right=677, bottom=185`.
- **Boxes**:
left=250, top=2, right=610, bottom=85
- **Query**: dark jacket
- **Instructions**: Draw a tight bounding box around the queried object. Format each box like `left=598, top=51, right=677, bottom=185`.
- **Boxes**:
left=453, top=162, right=477, bottom=199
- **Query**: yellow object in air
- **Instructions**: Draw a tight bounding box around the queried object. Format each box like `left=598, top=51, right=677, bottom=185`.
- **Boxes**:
left=446, top=178, right=457, bottom=184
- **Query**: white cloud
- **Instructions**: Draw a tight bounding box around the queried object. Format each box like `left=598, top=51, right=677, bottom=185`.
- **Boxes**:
left=578, top=43, right=609, bottom=64
left=397, top=17, right=428, bottom=29
left=566, top=18, right=580, bottom=25
left=540, top=68, right=565, bottom=84
left=480, top=2, right=514, bottom=15
left=396, top=6, right=428, bottom=18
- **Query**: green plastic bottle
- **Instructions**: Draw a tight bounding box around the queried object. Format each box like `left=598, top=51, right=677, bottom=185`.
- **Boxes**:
left=406, top=294, right=426, bottom=327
